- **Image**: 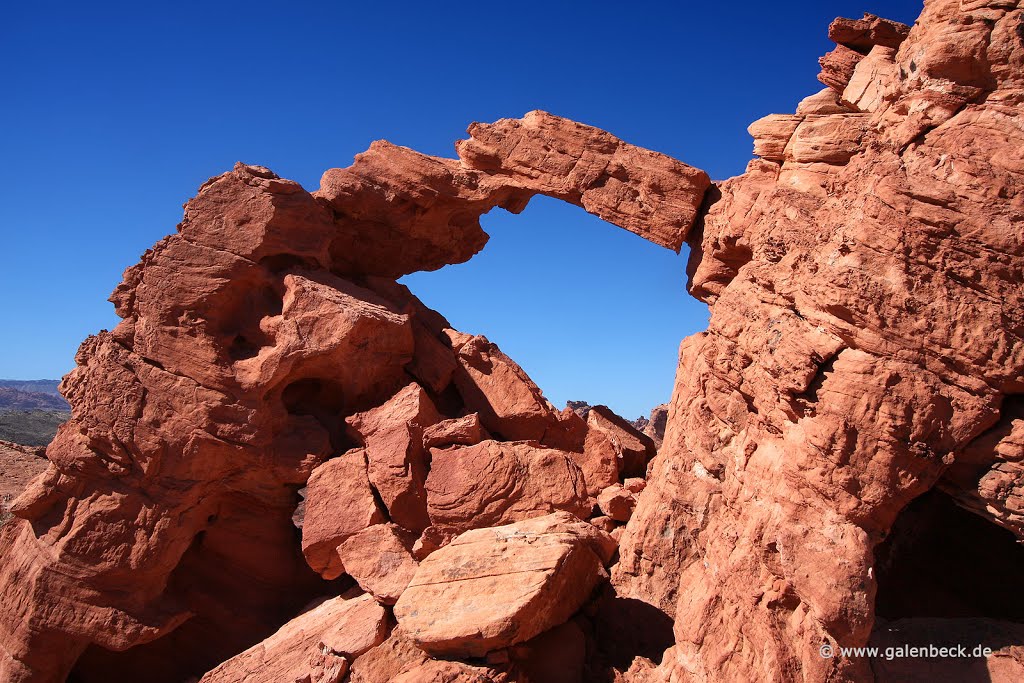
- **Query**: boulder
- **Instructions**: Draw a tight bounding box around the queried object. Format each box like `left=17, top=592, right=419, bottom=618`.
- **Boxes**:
left=394, top=512, right=615, bottom=657
left=421, top=413, right=487, bottom=449
left=586, top=406, right=655, bottom=478
left=345, top=383, right=442, bottom=532
left=301, top=450, right=386, bottom=579
left=575, top=427, right=621, bottom=496
left=337, top=524, right=419, bottom=605
left=597, top=484, right=638, bottom=523
left=446, top=332, right=561, bottom=442
left=425, top=440, right=590, bottom=532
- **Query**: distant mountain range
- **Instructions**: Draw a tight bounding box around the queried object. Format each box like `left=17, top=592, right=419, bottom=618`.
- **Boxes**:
left=0, top=382, right=69, bottom=411
left=0, top=379, right=63, bottom=397
left=0, top=380, right=69, bottom=446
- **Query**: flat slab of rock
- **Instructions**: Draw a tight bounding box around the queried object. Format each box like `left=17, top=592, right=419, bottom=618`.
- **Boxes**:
left=393, top=512, right=615, bottom=658
left=200, top=593, right=387, bottom=683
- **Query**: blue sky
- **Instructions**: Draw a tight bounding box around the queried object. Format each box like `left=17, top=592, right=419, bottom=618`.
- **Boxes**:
left=0, top=1, right=923, bottom=418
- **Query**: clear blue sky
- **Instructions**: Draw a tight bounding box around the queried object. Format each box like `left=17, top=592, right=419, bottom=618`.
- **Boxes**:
left=0, top=1, right=922, bottom=418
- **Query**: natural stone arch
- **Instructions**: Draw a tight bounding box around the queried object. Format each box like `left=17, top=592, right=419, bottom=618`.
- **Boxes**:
left=0, top=112, right=710, bottom=682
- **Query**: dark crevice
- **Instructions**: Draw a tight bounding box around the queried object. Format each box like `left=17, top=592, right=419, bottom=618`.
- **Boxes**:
left=259, top=253, right=321, bottom=274
left=228, top=334, right=262, bottom=361
left=791, top=350, right=843, bottom=419
left=590, top=585, right=675, bottom=673
left=281, top=378, right=350, bottom=452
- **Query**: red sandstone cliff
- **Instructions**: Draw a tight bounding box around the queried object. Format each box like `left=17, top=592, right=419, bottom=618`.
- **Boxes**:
left=1, top=1, right=1023, bottom=682
left=616, top=3, right=1024, bottom=681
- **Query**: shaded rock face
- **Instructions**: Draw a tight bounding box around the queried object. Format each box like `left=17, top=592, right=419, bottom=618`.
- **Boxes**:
left=0, top=111, right=703, bottom=682
left=617, top=2, right=1024, bottom=682
left=199, top=592, right=388, bottom=683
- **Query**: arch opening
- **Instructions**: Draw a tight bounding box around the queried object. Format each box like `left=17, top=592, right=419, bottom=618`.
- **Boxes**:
left=400, top=195, right=710, bottom=423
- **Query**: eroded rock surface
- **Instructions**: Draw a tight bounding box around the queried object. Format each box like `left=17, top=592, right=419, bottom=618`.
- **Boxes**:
left=2, top=2, right=1020, bottom=682
left=200, top=592, right=387, bottom=683
left=618, top=2, right=1024, bottom=682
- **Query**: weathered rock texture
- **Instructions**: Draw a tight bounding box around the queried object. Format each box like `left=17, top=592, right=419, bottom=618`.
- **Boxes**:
left=617, top=2, right=1024, bottom=682
left=0, top=111, right=699, bottom=682
left=200, top=592, right=387, bottom=683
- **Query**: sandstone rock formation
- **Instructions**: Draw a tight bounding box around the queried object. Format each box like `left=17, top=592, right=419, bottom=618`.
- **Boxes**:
left=0, top=111, right=696, bottom=683
left=200, top=592, right=388, bottom=683
left=630, top=403, right=671, bottom=450
left=2, top=2, right=1022, bottom=681
left=616, top=2, right=1024, bottom=682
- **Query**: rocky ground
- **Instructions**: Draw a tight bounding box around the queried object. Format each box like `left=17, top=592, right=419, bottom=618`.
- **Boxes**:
left=2, top=1, right=1023, bottom=682
left=0, top=381, right=70, bottom=446
left=0, top=410, right=70, bottom=446
left=0, top=441, right=48, bottom=525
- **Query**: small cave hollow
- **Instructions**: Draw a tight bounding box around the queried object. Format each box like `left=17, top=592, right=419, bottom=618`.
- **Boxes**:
left=281, top=377, right=346, bottom=419
left=873, top=488, right=1024, bottom=622
left=212, top=277, right=283, bottom=362
left=591, top=587, right=676, bottom=672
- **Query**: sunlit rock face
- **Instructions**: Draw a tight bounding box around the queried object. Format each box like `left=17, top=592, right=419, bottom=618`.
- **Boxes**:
left=0, top=111, right=702, bottom=683
left=616, top=2, right=1024, bottom=681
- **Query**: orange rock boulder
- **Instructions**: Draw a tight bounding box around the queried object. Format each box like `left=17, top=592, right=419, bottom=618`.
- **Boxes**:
left=393, top=512, right=616, bottom=657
